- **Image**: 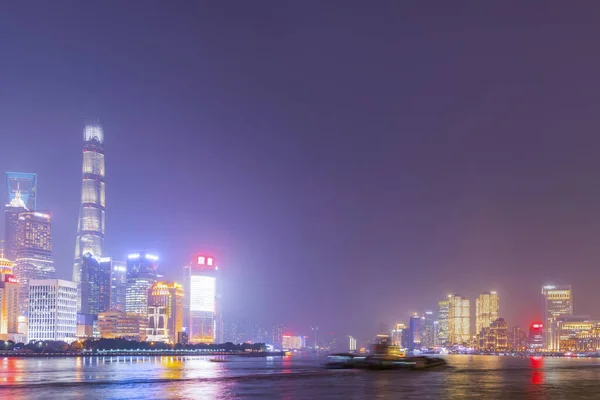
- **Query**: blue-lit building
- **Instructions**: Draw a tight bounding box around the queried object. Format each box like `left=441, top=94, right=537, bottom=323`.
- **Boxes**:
left=80, top=252, right=111, bottom=315
left=102, top=257, right=127, bottom=312
left=125, top=252, right=158, bottom=317
left=6, top=172, right=37, bottom=210
left=408, top=314, right=422, bottom=350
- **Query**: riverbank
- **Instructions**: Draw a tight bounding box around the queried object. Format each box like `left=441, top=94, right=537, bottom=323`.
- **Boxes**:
left=0, top=350, right=286, bottom=358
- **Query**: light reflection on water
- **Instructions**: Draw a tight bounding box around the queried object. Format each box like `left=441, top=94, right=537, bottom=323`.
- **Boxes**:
left=2, top=355, right=600, bottom=399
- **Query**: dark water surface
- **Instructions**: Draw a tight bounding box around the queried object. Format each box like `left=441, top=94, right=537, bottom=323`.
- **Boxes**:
left=2, top=355, right=600, bottom=399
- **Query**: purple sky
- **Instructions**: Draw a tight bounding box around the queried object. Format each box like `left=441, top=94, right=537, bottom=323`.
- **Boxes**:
left=2, top=1, right=600, bottom=340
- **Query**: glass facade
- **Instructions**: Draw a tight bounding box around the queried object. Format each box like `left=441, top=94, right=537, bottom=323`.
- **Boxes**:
left=125, top=253, right=158, bottom=317
left=106, top=259, right=127, bottom=312
left=437, top=300, right=449, bottom=346
left=81, top=253, right=111, bottom=315
left=28, top=279, right=77, bottom=342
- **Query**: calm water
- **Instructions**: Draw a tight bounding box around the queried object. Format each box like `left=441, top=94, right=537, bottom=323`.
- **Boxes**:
left=2, top=355, right=600, bottom=399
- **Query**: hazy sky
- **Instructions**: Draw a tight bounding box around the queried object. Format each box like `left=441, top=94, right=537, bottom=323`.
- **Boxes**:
left=2, top=1, right=600, bottom=340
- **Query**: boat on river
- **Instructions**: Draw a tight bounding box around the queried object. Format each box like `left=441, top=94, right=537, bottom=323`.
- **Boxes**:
left=325, top=337, right=447, bottom=370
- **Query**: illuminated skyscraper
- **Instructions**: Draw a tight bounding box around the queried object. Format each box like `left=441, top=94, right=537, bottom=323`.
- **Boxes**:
left=0, top=256, right=19, bottom=339
left=391, top=323, right=408, bottom=348
left=73, top=119, right=106, bottom=310
left=125, top=252, right=158, bottom=317
left=448, top=294, right=470, bottom=345
left=6, top=172, right=37, bottom=210
left=421, top=311, right=435, bottom=348
left=4, top=189, right=28, bottom=262
left=80, top=252, right=111, bottom=316
left=103, top=258, right=126, bottom=311
left=542, top=285, right=573, bottom=350
left=13, top=211, right=55, bottom=316
left=148, top=281, right=184, bottom=343
left=475, top=291, right=499, bottom=335
left=408, top=314, right=422, bottom=350
left=437, top=300, right=449, bottom=346
left=187, top=255, right=218, bottom=343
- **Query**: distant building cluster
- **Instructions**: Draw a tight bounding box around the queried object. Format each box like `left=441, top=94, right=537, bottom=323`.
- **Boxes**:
left=376, top=285, right=600, bottom=354
left=1, top=120, right=221, bottom=345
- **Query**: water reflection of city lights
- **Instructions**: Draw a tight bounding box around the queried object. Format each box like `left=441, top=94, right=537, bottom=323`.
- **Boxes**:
left=530, top=356, right=544, bottom=385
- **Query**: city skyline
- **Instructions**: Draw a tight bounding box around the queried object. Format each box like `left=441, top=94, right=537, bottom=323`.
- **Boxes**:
left=4, top=2, right=600, bottom=340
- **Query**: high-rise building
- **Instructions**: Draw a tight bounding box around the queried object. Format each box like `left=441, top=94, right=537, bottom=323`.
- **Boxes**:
left=6, top=172, right=37, bottom=211
left=28, top=279, right=77, bottom=343
left=476, top=291, right=499, bottom=335
left=348, top=335, right=357, bottom=352
left=148, top=281, right=184, bottom=343
left=73, top=119, right=106, bottom=311
left=13, top=211, right=55, bottom=316
left=102, top=257, right=127, bottom=311
left=437, top=300, right=449, bottom=346
left=448, top=294, right=470, bottom=345
left=391, top=323, right=407, bottom=347
left=528, top=323, right=544, bottom=350
left=508, top=326, right=527, bottom=351
left=542, top=285, right=573, bottom=350
left=272, top=323, right=285, bottom=349
left=421, top=311, right=435, bottom=348
left=408, top=314, right=422, bottom=350
left=0, top=256, right=19, bottom=339
left=125, top=252, right=158, bottom=317
left=187, top=255, right=218, bottom=344
left=80, top=252, right=111, bottom=316
left=4, top=189, right=28, bottom=262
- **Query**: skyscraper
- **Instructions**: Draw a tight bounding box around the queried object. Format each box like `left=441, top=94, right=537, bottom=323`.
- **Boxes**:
left=13, top=211, right=55, bottom=316
left=437, top=300, right=449, bottom=347
left=73, top=119, right=106, bottom=310
left=5, top=172, right=37, bottom=211
left=4, top=189, right=28, bottom=262
left=104, top=258, right=126, bottom=311
left=187, top=255, right=218, bottom=343
left=125, top=252, right=158, bottom=317
left=148, top=281, right=184, bottom=343
left=408, top=314, right=422, bottom=350
left=421, top=311, right=435, bottom=348
left=28, top=279, right=77, bottom=342
left=80, top=252, right=111, bottom=316
left=448, top=294, right=470, bottom=345
left=0, top=256, right=19, bottom=339
left=475, top=291, right=499, bottom=336
left=542, top=285, right=573, bottom=350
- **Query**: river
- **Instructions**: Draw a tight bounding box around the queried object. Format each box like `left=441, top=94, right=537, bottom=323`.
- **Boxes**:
left=1, top=354, right=600, bottom=399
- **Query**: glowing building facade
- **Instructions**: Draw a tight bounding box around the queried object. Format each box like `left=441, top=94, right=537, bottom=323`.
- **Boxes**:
left=475, top=291, right=499, bottom=336
left=73, top=120, right=106, bottom=310
left=437, top=300, right=449, bottom=346
left=98, top=310, right=147, bottom=341
left=448, top=294, right=470, bottom=345
left=148, top=281, right=184, bottom=343
left=282, top=335, right=306, bottom=350
left=28, top=279, right=77, bottom=343
left=542, top=285, right=573, bottom=350
left=13, top=211, right=55, bottom=316
left=0, top=257, right=19, bottom=339
left=187, top=255, right=218, bottom=344
left=125, top=252, right=158, bottom=317
left=80, top=252, right=111, bottom=316
left=4, top=188, right=28, bottom=263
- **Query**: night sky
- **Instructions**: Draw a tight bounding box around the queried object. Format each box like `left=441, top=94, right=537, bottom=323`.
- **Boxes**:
left=2, top=2, right=600, bottom=340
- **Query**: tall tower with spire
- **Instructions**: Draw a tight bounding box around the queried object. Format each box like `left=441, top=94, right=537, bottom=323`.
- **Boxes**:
left=73, top=119, right=106, bottom=311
